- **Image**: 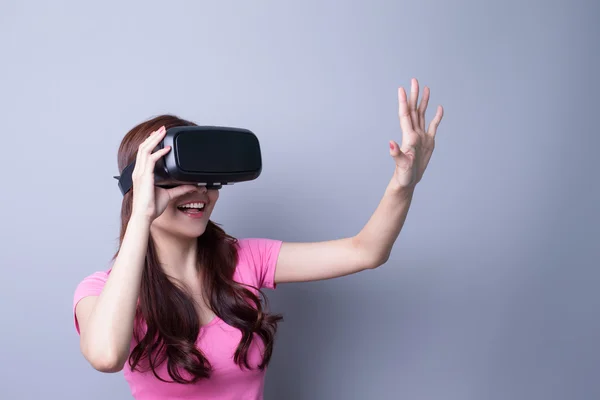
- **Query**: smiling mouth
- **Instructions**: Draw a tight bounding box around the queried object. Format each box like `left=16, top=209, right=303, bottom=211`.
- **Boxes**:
left=176, top=202, right=205, bottom=215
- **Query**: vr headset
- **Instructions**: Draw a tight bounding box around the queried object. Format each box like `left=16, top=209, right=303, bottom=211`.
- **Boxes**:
left=114, top=126, right=262, bottom=195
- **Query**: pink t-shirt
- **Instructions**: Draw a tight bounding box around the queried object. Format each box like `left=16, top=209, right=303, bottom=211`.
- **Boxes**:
left=73, top=238, right=283, bottom=400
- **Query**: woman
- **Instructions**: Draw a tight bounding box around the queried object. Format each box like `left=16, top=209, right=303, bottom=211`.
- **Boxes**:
left=72, top=78, right=443, bottom=399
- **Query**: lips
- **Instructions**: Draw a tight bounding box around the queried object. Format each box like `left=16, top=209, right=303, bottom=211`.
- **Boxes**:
left=177, top=208, right=204, bottom=219
left=175, top=199, right=205, bottom=218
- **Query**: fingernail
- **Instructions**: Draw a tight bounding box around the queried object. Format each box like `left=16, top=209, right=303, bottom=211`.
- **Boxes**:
left=389, top=141, right=394, bottom=150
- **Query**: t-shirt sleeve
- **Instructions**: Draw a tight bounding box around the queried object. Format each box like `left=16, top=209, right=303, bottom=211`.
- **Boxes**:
left=236, top=238, right=283, bottom=290
left=72, top=271, right=109, bottom=335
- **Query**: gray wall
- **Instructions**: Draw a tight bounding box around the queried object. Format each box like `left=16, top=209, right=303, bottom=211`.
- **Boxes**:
left=1, top=1, right=598, bottom=399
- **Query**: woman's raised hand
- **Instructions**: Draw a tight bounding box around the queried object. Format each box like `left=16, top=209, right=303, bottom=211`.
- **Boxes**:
left=130, top=126, right=197, bottom=221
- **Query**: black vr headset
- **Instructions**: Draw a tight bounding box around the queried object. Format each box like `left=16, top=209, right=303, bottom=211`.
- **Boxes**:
left=114, top=126, right=262, bottom=195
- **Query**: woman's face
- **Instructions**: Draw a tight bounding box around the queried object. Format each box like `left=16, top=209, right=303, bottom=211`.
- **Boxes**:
left=150, top=185, right=220, bottom=239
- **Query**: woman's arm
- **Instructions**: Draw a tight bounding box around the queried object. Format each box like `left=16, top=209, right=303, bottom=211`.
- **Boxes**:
left=75, top=127, right=198, bottom=373
left=75, top=214, right=151, bottom=372
left=275, top=184, right=414, bottom=283
left=274, top=78, right=444, bottom=284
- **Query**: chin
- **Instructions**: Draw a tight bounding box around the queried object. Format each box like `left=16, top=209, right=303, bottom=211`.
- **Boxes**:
left=176, top=221, right=210, bottom=238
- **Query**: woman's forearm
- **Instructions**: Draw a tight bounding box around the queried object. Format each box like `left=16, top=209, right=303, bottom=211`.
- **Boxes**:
left=81, top=213, right=151, bottom=369
left=355, top=179, right=415, bottom=266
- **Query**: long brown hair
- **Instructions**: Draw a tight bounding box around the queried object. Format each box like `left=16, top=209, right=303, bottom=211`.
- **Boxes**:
left=110, top=114, right=282, bottom=383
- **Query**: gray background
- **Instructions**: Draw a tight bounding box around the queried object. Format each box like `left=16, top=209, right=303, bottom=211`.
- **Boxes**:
left=1, top=0, right=598, bottom=399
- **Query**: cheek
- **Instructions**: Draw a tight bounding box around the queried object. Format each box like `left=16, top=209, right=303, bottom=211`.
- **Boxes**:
left=153, top=207, right=175, bottom=225
left=152, top=203, right=181, bottom=224
left=209, top=190, right=220, bottom=203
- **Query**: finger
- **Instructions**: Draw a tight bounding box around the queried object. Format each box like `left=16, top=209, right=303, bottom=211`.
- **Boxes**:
left=166, top=184, right=198, bottom=200
left=409, top=78, right=419, bottom=128
left=135, top=129, right=161, bottom=164
left=149, top=146, right=171, bottom=162
left=135, top=126, right=167, bottom=171
left=398, top=87, right=413, bottom=134
left=132, top=127, right=166, bottom=173
left=147, top=125, right=165, bottom=140
left=139, top=126, right=166, bottom=153
left=417, top=86, right=430, bottom=131
left=427, top=105, right=444, bottom=138
left=140, top=127, right=161, bottom=147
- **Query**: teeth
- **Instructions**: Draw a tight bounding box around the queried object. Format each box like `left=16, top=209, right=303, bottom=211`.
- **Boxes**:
left=178, top=202, right=205, bottom=209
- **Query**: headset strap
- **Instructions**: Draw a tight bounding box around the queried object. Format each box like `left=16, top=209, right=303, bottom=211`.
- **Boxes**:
left=113, top=161, right=136, bottom=196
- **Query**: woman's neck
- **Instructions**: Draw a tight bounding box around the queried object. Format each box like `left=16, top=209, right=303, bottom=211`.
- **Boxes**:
left=150, top=230, right=200, bottom=282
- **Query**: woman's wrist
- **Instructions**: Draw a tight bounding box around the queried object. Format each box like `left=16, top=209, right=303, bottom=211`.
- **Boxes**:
left=129, top=211, right=154, bottom=226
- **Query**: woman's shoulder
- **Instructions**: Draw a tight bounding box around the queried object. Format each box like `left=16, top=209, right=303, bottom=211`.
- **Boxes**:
left=235, top=237, right=283, bottom=251
left=80, top=269, right=111, bottom=280
left=72, top=268, right=113, bottom=334
left=234, top=237, right=283, bottom=290
left=73, top=266, right=114, bottom=301
left=234, top=237, right=283, bottom=266
left=75, top=267, right=112, bottom=285
left=74, top=268, right=111, bottom=294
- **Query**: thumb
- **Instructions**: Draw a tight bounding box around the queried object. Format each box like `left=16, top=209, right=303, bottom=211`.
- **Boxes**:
left=389, top=140, right=410, bottom=166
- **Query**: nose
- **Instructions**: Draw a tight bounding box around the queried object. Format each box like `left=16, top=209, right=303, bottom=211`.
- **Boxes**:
left=196, top=184, right=208, bottom=193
